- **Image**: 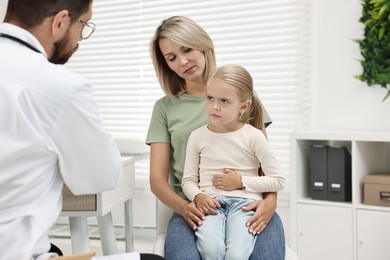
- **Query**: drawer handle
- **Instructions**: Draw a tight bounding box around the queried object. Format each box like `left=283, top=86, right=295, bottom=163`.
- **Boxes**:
left=380, top=191, right=390, bottom=201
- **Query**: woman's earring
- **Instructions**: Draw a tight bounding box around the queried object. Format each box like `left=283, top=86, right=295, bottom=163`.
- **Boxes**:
left=239, top=112, right=243, bottom=121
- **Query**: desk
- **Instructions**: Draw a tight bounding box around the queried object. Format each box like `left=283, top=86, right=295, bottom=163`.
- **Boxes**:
left=61, top=157, right=135, bottom=255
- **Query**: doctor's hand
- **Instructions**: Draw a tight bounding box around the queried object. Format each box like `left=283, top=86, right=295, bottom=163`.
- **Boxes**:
left=213, top=168, right=244, bottom=191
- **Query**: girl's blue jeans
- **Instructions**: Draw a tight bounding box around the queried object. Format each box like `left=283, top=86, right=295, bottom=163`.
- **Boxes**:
left=195, top=196, right=257, bottom=260
left=165, top=200, right=285, bottom=260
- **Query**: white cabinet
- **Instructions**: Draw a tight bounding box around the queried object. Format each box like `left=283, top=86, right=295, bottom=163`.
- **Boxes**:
left=290, top=132, right=390, bottom=260
left=357, top=209, right=390, bottom=260
left=297, top=204, right=353, bottom=260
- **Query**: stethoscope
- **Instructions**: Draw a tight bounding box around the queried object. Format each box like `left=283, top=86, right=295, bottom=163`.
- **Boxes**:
left=0, top=33, right=42, bottom=54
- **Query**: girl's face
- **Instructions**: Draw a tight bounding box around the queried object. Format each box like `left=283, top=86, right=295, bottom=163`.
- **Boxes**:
left=159, top=37, right=206, bottom=83
left=206, top=78, right=249, bottom=133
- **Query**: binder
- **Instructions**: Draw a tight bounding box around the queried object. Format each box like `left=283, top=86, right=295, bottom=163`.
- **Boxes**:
left=310, top=145, right=328, bottom=200
left=327, top=146, right=351, bottom=202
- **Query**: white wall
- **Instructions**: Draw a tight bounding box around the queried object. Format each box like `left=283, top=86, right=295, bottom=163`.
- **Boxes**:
left=311, top=0, right=390, bottom=132
left=0, top=0, right=7, bottom=21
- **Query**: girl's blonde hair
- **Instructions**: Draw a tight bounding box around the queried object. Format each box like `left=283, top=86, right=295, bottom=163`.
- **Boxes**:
left=150, top=16, right=216, bottom=98
left=209, top=64, right=265, bottom=134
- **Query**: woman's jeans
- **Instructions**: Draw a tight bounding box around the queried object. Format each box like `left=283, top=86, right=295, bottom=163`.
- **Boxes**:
left=165, top=202, right=285, bottom=260
left=195, top=196, right=257, bottom=260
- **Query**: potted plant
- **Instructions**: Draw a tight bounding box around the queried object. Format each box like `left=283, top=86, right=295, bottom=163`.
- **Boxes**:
left=356, top=0, right=390, bottom=101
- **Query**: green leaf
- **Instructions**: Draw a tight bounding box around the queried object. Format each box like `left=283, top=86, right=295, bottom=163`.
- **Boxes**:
left=378, top=4, right=388, bottom=18
left=378, top=4, right=389, bottom=17
left=379, top=26, right=386, bottom=38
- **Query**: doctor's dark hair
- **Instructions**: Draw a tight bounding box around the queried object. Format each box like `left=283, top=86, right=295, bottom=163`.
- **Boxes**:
left=4, top=0, right=93, bottom=29
left=208, top=64, right=265, bottom=134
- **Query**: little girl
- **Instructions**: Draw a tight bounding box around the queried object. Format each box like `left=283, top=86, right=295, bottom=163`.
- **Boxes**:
left=181, top=64, right=286, bottom=260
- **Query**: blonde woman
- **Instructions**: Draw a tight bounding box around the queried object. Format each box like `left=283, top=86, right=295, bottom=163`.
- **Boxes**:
left=146, top=16, right=285, bottom=260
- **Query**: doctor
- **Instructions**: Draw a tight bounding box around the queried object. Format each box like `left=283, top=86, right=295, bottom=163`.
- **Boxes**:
left=0, top=0, right=123, bottom=259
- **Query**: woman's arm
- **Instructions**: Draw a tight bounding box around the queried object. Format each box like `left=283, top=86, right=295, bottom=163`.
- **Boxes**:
left=150, top=142, right=205, bottom=230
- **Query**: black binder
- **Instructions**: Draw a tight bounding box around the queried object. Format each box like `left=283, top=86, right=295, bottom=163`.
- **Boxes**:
left=310, top=145, right=328, bottom=200
left=327, top=146, right=352, bottom=202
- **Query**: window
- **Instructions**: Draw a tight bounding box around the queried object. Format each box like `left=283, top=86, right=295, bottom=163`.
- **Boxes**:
left=66, top=0, right=311, bottom=202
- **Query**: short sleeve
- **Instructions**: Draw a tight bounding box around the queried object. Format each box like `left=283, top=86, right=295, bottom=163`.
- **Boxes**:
left=146, top=99, right=171, bottom=145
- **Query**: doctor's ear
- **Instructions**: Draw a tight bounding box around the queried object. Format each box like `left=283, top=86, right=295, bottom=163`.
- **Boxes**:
left=50, top=10, right=70, bottom=40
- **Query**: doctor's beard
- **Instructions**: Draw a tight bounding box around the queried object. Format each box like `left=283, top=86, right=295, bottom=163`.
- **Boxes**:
left=49, top=30, right=79, bottom=65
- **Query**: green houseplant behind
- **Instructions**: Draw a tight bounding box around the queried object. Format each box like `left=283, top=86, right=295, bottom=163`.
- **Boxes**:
left=357, top=0, right=390, bottom=101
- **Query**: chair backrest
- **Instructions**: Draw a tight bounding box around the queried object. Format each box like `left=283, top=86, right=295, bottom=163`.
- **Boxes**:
left=156, top=199, right=173, bottom=235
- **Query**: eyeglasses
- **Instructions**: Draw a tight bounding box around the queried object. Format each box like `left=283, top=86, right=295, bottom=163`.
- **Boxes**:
left=69, top=14, right=96, bottom=40
left=46, top=11, right=96, bottom=41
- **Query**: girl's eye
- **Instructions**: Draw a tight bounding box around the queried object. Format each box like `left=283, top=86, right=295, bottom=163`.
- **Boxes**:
left=183, top=47, right=192, bottom=53
left=206, top=96, right=213, bottom=101
left=221, top=99, right=229, bottom=104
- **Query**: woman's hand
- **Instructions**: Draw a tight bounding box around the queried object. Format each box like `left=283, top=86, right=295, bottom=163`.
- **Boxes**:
left=212, top=168, right=244, bottom=191
left=150, top=143, right=205, bottom=231
left=179, top=200, right=206, bottom=231
left=242, top=192, right=277, bottom=235
left=194, top=193, right=220, bottom=215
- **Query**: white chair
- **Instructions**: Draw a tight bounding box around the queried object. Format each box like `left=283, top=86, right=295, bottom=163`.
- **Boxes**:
left=153, top=199, right=299, bottom=260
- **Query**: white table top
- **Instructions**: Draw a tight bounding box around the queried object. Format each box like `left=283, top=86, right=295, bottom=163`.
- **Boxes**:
left=92, top=252, right=140, bottom=260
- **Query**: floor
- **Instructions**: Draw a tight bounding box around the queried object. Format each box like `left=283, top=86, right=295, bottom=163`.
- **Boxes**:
left=49, top=224, right=156, bottom=256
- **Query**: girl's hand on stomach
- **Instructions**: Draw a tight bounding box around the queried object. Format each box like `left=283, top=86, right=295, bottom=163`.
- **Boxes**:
left=213, top=168, right=244, bottom=191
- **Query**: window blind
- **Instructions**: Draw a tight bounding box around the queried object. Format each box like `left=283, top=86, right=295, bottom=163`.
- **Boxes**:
left=65, top=0, right=311, bottom=202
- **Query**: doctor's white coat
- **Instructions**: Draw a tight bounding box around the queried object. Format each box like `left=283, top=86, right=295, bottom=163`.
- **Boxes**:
left=0, top=23, right=123, bottom=260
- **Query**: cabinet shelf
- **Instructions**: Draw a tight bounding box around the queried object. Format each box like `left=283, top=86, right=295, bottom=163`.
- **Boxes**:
left=290, top=131, right=390, bottom=260
left=355, top=203, right=390, bottom=212
left=296, top=198, right=353, bottom=208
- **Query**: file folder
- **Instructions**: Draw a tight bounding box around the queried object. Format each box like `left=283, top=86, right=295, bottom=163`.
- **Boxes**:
left=327, top=146, right=351, bottom=202
left=310, top=145, right=328, bottom=200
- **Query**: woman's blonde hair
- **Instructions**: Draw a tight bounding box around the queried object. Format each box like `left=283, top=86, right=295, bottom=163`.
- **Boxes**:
left=209, top=64, right=265, bottom=134
left=150, top=16, right=216, bottom=98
